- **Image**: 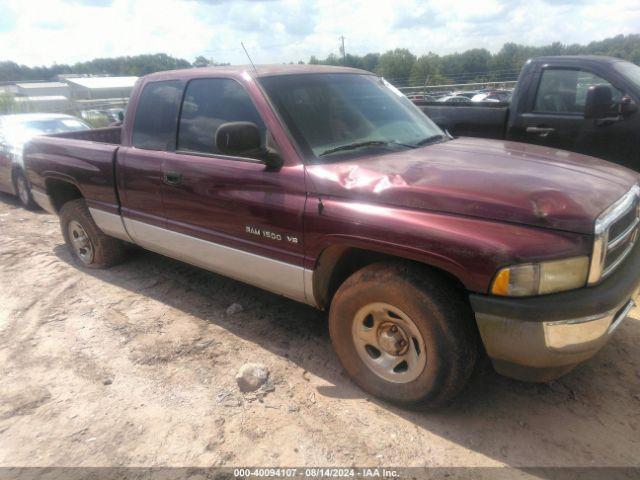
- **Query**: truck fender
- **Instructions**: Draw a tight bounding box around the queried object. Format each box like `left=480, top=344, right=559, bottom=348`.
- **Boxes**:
left=308, top=237, right=468, bottom=310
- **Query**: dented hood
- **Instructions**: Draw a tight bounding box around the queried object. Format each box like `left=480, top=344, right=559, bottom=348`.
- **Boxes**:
left=305, top=137, right=639, bottom=234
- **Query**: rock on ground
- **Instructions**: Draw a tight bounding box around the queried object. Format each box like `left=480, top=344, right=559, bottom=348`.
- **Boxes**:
left=235, top=363, right=269, bottom=392
left=226, top=303, right=243, bottom=315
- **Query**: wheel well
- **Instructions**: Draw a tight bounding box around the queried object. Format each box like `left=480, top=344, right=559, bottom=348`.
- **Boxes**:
left=45, top=179, right=83, bottom=213
left=312, top=246, right=466, bottom=310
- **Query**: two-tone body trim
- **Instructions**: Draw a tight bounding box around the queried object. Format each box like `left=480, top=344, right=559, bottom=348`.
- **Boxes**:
left=31, top=188, right=56, bottom=214
left=88, top=208, right=133, bottom=243
left=114, top=216, right=317, bottom=307
left=89, top=207, right=316, bottom=306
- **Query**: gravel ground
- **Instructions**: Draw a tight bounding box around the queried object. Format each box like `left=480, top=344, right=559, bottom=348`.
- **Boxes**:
left=0, top=192, right=639, bottom=470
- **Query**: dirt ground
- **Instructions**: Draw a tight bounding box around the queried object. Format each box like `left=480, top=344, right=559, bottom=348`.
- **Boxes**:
left=0, top=192, right=639, bottom=470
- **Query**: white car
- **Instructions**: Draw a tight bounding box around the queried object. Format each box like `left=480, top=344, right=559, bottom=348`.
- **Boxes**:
left=471, top=93, right=500, bottom=103
left=436, top=95, right=472, bottom=103
left=0, top=113, right=91, bottom=209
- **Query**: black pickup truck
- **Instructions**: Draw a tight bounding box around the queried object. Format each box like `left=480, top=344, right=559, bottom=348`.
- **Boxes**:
left=415, top=56, right=640, bottom=170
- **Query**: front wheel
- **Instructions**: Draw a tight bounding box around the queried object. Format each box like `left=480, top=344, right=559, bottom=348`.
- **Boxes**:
left=14, top=170, right=37, bottom=210
left=60, top=199, right=126, bottom=268
left=329, top=262, right=478, bottom=409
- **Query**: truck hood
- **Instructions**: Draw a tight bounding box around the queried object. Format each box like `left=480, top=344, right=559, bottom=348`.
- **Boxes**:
left=305, top=137, right=639, bottom=234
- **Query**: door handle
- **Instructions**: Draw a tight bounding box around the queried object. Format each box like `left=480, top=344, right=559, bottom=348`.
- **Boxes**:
left=526, top=126, right=556, bottom=137
left=163, top=171, right=182, bottom=186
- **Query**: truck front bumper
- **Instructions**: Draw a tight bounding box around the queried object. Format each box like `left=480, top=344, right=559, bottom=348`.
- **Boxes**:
left=469, top=241, right=640, bottom=382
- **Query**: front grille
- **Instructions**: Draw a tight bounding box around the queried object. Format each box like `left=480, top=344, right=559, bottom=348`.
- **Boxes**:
left=603, top=232, right=637, bottom=275
left=590, top=186, right=640, bottom=283
left=609, top=207, right=637, bottom=240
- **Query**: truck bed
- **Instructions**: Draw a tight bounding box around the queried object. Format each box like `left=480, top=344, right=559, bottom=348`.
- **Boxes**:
left=415, top=102, right=509, bottom=139
left=49, top=126, right=122, bottom=144
left=24, top=127, right=122, bottom=214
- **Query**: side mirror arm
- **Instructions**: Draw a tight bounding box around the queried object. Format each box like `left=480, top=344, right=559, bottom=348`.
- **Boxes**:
left=620, top=96, right=638, bottom=117
left=259, top=146, right=284, bottom=171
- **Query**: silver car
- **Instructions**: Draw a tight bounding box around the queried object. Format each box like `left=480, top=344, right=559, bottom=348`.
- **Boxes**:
left=0, top=113, right=91, bottom=208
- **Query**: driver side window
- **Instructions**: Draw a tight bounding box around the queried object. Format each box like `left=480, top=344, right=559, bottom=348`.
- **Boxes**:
left=534, top=69, right=622, bottom=114
left=177, top=78, right=266, bottom=156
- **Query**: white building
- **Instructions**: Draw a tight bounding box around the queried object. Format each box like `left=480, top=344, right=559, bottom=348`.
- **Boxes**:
left=65, top=76, right=138, bottom=100
left=15, top=82, right=70, bottom=98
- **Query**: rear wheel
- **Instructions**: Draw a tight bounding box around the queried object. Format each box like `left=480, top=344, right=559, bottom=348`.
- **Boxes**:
left=60, top=199, right=126, bottom=268
left=329, top=261, right=478, bottom=408
left=14, top=170, right=37, bottom=210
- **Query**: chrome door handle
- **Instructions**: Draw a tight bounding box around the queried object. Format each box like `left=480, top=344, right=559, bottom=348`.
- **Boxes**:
left=526, top=126, right=556, bottom=137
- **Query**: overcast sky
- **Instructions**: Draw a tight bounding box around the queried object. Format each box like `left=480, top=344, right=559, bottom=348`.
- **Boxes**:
left=0, top=0, right=639, bottom=66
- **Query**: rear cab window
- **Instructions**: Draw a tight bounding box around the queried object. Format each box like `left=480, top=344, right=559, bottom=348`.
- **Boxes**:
left=177, top=78, right=266, bottom=157
left=132, top=80, right=182, bottom=150
left=533, top=69, right=623, bottom=115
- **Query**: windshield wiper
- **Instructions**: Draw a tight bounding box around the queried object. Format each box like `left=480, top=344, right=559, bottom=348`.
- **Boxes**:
left=318, top=140, right=413, bottom=157
left=412, top=134, right=446, bottom=147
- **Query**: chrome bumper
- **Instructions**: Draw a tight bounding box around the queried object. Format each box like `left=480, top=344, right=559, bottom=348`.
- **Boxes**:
left=475, top=289, right=638, bottom=382
left=542, top=298, right=634, bottom=351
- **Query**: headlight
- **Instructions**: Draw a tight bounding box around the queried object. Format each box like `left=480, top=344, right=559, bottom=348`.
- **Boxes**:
left=491, top=256, right=589, bottom=297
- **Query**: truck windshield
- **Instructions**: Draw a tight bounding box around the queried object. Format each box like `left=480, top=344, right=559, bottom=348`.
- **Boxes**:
left=259, top=73, right=445, bottom=161
left=614, top=61, right=640, bottom=91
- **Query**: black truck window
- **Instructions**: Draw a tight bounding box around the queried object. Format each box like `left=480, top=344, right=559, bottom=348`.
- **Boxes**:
left=132, top=80, right=182, bottom=150
left=534, top=69, right=621, bottom=114
left=177, top=78, right=266, bottom=155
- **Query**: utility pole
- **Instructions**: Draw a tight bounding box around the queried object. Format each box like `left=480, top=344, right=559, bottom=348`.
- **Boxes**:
left=339, top=35, right=346, bottom=64
left=423, top=75, right=430, bottom=98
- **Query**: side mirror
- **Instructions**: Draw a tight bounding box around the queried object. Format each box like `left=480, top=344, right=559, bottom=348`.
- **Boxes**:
left=117, top=111, right=124, bottom=122
left=620, top=95, right=638, bottom=116
left=584, top=84, right=613, bottom=119
left=215, top=121, right=261, bottom=156
left=215, top=121, right=283, bottom=170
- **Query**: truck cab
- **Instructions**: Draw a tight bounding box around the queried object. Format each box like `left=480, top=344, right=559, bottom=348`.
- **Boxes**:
left=417, top=56, right=640, bottom=170
left=507, top=56, right=640, bottom=169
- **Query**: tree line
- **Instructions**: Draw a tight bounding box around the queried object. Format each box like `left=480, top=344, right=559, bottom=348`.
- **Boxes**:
left=311, top=34, right=640, bottom=86
left=0, top=54, right=228, bottom=82
left=1, top=34, right=639, bottom=86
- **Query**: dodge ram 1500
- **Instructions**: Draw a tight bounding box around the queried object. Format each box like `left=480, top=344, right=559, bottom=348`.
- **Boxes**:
left=25, top=65, right=640, bottom=408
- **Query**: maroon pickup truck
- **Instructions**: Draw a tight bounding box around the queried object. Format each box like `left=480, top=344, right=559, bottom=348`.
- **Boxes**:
left=24, top=65, right=640, bottom=408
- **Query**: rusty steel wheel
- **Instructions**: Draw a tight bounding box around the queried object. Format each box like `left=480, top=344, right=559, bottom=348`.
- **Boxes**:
left=329, top=261, right=479, bottom=408
left=60, top=199, right=126, bottom=269
left=352, top=302, right=427, bottom=383
left=67, top=220, right=95, bottom=265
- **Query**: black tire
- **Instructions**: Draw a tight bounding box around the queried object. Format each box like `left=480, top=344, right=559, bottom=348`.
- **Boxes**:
left=328, top=261, right=478, bottom=409
left=59, top=199, right=126, bottom=269
left=13, top=170, right=38, bottom=210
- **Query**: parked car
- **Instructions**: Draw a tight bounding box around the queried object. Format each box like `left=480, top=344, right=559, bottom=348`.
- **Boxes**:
left=471, top=90, right=512, bottom=102
left=452, top=90, right=480, bottom=99
left=104, top=108, right=125, bottom=123
left=0, top=113, right=91, bottom=208
left=24, top=65, right=640, bottom=408
left=437, top=95, right=472, bottom=103
left=407, top=93, right=438, bottom=102
left=413, top=56, right=640, bottom=170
